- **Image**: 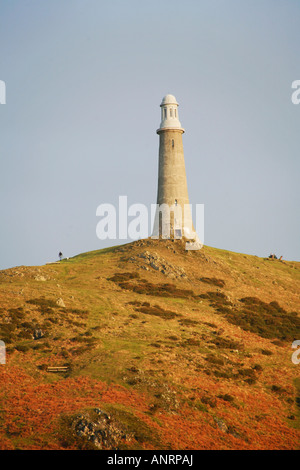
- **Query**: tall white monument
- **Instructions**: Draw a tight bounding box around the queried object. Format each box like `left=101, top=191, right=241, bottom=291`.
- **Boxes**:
left=153, top=94, right=202, bottom=249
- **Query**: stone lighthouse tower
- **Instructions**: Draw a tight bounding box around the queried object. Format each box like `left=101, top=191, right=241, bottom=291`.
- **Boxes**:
left=153, top=94, right=202, bottom=249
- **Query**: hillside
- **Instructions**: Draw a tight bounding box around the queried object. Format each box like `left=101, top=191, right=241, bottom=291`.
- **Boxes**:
left=0, top=239, right=299, bottom=450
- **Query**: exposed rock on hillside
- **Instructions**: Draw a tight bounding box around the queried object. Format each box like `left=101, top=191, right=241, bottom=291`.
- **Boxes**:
left=129, top=250, right=187, bottom=279
left=56, top=298, right=66, bottom=307
left=70, top=409, right=133, bottom=450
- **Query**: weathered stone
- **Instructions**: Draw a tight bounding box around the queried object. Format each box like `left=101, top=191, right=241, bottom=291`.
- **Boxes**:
left=150, top=262, right=160, bottom=271
left=35, top=275, right=47, bottom=281
left=56, top=298, right=65, bottom=307
left=214, top=417, right=228, bottom=433
left=33, top=329, right=44, bottom=340
left=71, top=409, right=132, bottom=450
left=133, top=251, right=187, bottom=280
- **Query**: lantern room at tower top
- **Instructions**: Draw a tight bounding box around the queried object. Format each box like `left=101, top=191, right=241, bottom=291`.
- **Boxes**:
left=158, top=94, right=185, bottom=133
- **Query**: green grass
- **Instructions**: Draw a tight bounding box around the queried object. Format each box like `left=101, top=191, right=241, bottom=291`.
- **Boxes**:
left=66, top=244, right=122, bottom=263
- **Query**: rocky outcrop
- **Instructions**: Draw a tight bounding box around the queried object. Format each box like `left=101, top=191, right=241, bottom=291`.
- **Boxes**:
left=129, top=251, right=187, bottom=280
left=72, top=409, right=132, bottom=449
left=33, top=328, right=44, bottom=340
left=34, top=275, right=47, bottom=281
left=56, top=298, right=66, bottom=307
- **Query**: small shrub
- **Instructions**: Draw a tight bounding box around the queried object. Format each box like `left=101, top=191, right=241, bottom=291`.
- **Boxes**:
left=179, top=319, right=199, bottom=326
left=20, top=321, right=33, bottom=329
left=0, top=323, right=17, bottom=343
left=244, top=378, right=256, bottom=385
left=218, top=393, right=234, bottom=403
left=8, top=307, right=25, bottom=321
left=182, top=338, right=200, bottom=347
left=238, top=368, right=257, bottom=383
left=261, top=349, right=273, bottom=356
left=47, top=317, right=57, bottom=323
left=136, top=304, right=180, bottom=320
left=91, top=325, right=102, bottom=331
left=60, top=349, right=70, bottom=359
left=83, top=331, right=93, bottom=337
left=200, top=395, right=217, bottom=408
left=271, top=385, right=286, bottom=394
left=69, top=346, right=90, bottom=356
left=210, top=336, right=241, bottom=350
left=199, top=277, right=225, bottom=288
left=199, top=291, right=229, bottom=302
left=213, top=370, right=233, bottom=379
left=203, top=321, right=218, bottom=328
left=17, top=330, right=32, bottom=339
left=26, top=298, right=57, bottom=309
left=272, top=340, right=285, bottom=347
left=108, top=272, right=140, bottom=282
left=194, top=401, right=208, bottom=412
left=205, top=354, right=225, bottom=365
left=70, top=334, right=97, bottom=345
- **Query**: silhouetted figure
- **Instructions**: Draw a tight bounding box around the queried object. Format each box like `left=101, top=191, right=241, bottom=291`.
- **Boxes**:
left=59, top=252, right=63, bottom=261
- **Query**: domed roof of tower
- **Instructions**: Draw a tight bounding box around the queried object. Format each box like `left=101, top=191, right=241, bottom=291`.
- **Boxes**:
left=161, top=94, right=178, bottom=106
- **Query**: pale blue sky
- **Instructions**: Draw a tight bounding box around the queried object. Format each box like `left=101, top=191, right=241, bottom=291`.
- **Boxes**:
left=0, top=0, right=299, bottom=269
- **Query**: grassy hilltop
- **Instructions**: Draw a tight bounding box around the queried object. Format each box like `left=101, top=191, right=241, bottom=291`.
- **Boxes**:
left=0, top=239, right=299, bottom=450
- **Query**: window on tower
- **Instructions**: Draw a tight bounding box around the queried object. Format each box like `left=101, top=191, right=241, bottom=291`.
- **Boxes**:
left=170, top=108, right=173, bottom=117
left=164, top=108, right=167, bottom=118
left=172, top=139, right=174, bottom=148
left=175, top=109, right=177, bottom=117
